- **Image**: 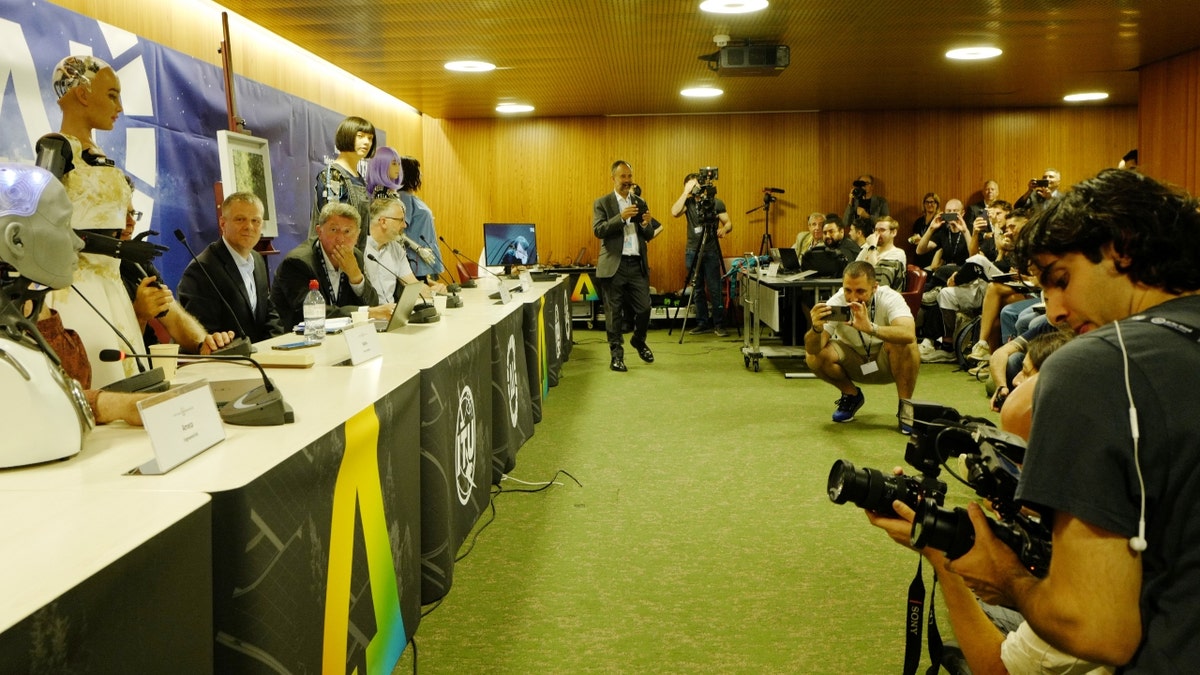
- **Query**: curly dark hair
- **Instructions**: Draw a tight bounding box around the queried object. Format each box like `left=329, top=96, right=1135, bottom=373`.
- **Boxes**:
left=399, top=156, right=422, bottom=192
left=1012, top=169, right=1200, bottom=293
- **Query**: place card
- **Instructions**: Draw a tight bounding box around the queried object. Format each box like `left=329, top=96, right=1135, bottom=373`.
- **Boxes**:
left=342, top=321, right=383, bottom=365
left=136, top=380, right=225, bottom=475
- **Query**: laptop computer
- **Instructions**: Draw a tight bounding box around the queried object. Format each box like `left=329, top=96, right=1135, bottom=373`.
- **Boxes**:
left=376, top=282, right=426, bottom=332
left=770, top=247, right=803, bottom=273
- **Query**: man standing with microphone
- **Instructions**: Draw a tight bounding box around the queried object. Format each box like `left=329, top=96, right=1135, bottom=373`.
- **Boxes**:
left=593, top=160, right=661, bottom=372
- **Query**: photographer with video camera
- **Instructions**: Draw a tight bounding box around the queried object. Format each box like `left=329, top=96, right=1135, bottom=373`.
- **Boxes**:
left=941, top=169, right=1200, bottom=671
left=844, top=174, right=890, bottom=224
left=671, top=169, right=732, bottom=337
left=804, top=261, right=920, bottom=431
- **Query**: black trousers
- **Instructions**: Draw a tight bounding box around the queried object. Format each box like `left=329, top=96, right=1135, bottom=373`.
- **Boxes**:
left=600, top=257, right=651, bottom=355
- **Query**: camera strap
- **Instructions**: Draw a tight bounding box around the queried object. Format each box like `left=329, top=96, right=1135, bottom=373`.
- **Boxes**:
left=903, top=557, right=945, bottom=675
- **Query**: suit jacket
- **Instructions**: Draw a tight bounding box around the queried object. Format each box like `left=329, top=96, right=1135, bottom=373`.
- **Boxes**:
left=843, top=195, right=890, bottom=225
left=592, top=192, right=661, bottom=278
left=178, top=240, right=284, bottom=343
left=270, top=238, right=380, bottom=330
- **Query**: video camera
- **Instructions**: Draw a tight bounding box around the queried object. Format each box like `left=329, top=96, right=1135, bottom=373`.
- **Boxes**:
left=828, top=399, right=1052, bottom=576
left=691, top=166, right=720, bottom=225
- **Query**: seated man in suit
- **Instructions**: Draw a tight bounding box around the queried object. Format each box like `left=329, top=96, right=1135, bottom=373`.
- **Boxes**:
left=271, top=202, right=389, bottom=330
left=178, top=192, right=284, bottom=343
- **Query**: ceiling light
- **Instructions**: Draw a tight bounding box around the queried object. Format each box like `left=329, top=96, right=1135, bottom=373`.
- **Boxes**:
left=496, top=103, right=534, bottom=114
left=681, top=87, right=724, bottom=98
left=945, top=47, right=1002, bottom=60
left=445, top=60, right=496, bottom=72
left=699, top=0, right=768, bottom=14
left=1063, top=92, right=1109, bottom=102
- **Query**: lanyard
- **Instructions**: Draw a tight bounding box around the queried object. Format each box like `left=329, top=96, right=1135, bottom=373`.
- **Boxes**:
left=854, top=296, right=878, bottom=360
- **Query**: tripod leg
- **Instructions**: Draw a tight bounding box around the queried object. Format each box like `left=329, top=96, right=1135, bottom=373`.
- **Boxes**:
left=678, top=230, right=709, bottom=344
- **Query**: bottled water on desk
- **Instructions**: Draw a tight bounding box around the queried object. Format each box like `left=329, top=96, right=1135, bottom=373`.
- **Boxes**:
left=303, top=279, right=326, bottom=341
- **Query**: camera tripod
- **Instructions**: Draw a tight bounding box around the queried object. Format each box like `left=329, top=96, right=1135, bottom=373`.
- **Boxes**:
left=746, top=191, right=778, bottom=255
left=671, top=218, right=725, bottom=343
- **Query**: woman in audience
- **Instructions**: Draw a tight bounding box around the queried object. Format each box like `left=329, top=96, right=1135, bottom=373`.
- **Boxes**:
left=908, top=191, right=940, bottom=268
left=310, top=115, right=376, bottom=247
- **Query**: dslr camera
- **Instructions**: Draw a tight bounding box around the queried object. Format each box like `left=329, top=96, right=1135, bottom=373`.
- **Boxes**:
left=851, top=179, right=868, bottom=200
left=691, top=166, right=720, bottom=226
left=827, top=399, right=1052, bottom=576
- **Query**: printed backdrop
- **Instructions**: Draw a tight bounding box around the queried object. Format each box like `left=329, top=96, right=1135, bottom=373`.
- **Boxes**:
left=0, top=0, right=381, bottom=288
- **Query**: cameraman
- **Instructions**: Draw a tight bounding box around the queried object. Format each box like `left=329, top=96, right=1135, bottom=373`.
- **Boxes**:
left=805, top=261, right=920, bottom=431
left=944, top=169, right=1200, bottom=670
left=671, top=172, right=732, bottom=336
left=844, top=174, right=890, bottom=224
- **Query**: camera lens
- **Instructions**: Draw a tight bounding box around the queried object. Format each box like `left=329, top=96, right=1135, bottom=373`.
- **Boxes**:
left=827, top=459, right=905, bottom=516
left=910, top=502, right=975, bottom=559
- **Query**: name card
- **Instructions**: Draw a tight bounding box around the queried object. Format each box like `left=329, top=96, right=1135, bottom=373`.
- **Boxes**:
left=136, top=379, right=225, bottom=475
left=342, top=322, right=383, bottom=365
left=519, top=270, right=534, bottom=291
left=766, top=262, right=781, bottom=277
left=496, top=284, right=514, bottom=305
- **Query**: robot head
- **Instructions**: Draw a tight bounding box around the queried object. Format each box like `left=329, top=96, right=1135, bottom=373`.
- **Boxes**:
left=0, top=163, right=83, bottom=289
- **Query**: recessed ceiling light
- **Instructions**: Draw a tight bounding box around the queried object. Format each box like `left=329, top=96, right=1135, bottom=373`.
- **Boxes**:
left=445, top=60, right=496, bottom=72
left=496, top=103, right=534, bottom=114
left=681, top=87, right=724, bottom=98
left=1063, top=92, right=1109, bottom=102
left=945, top=47, right=1002, bottom=60
left=699, top=0, right=768, bottom=14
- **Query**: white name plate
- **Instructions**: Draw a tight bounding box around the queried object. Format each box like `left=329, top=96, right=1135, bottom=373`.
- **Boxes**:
left=496, top=284, right=514, bottom=305
left=766, top=262, right=781, bottom=277
left=518, top=270, right=534, bottom=291
left=342, top=322, right=383, bottom=365
left=136, top=379, right=226, bottom=475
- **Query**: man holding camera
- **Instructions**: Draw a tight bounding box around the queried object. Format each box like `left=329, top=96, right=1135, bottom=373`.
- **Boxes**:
left=671, top=171, right=732, bottom=337
left=939, top=169, right=1200, bottom=671
left=593, top=160, right=661, bottom=372
left=843, top=174, right=890, bottom=224
left=915, top=198, right=970, bottom=269
left=1014, top=168, right=1061, bottom=210
left=805, top=261, right=920, bottom=431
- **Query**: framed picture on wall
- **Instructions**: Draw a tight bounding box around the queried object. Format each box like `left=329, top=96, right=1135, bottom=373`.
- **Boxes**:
left=216, top=130, right=279, bottom=237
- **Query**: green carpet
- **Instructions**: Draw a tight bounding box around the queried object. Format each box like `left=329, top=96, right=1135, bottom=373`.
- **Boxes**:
left=398, top=327, right=994, bottom=674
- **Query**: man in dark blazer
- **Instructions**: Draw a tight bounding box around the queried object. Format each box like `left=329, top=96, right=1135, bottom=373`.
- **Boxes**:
left=179, top=192, right=284, bottom=343
left=592, top=160, right=662, bottom=372
left=271, top=201, right=385, bottom=330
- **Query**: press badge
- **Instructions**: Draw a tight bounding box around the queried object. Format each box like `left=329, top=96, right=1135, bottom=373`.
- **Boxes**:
left=860, top=360, right=880, bottom=376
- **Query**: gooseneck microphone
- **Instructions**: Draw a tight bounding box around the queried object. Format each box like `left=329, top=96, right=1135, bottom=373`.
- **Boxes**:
left=172, top=229, right=253, bottom=356
left=99, top=349, right=291, bottom=426
left=437, top=235, right=483, bottom=288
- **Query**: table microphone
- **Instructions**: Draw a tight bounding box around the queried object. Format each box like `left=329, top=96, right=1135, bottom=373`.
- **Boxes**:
left=436, top=236, right=481, bottom=288
left=365, top=253, right=440, bottom=322
left=99, top=349, right=292, bottom=426
left=418, top=235, right=461, bottom=292
left=70, top=286, right=171, bottom=393
left=172, top=229, right=254, bottom=356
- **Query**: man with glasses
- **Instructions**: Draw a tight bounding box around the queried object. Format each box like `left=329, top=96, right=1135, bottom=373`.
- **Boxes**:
left=271, top=202, right=386, bottom=329
left=843, top=174, right=890, bottom=224
left=363, top=196, right=444, bottom=302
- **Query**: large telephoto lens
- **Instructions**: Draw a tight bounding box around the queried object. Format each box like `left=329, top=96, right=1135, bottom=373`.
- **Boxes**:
left=827, top=459, right=904, bottom=516
left=910, top=502, right=975, bottom=559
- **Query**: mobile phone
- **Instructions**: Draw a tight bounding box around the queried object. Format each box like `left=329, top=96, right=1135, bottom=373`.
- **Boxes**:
left=272, top=340, right=319, bottom=351
left=940, top=213, right=957, bottom=223
left=1033, top=179, right=1051, bottom=188
left=825, top=305, right=852, bottom=322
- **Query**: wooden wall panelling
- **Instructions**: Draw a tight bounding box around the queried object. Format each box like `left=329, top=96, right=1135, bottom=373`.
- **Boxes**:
left=423, top=107, right=1135, bottom=292
left=1139, top=49, right=1200, bottom=191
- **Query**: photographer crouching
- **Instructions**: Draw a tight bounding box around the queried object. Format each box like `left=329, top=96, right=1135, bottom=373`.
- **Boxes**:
left=805, top=261, right=921, bottom=432
left=671, top=168, right=732, bottom=337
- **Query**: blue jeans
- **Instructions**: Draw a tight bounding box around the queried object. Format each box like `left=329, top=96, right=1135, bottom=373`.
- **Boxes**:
left=685, top=248, right=725, bottom=327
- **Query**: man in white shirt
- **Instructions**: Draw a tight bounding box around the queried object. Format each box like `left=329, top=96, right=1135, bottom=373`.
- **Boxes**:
left=805, top=260, right=921, bottom=432
left=363, top=196, right=431, bottom=302
left=856, top=216, right=907, bottom=289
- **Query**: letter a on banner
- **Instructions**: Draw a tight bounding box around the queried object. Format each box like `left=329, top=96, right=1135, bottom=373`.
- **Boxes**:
left=323, top=406, right=406, bottom=673
left=571, top=272, right=599, bottom=302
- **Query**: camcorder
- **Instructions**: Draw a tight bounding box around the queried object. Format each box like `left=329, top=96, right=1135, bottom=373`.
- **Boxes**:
left=851, top=179, right=871, bottom=211
left=827, top=399, right=1052, bottom=576
left=692, top=166, right=720, bottom=226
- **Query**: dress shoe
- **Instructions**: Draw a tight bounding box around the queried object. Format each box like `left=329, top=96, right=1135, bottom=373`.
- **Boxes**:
left=632, top=343, right=654, bottom=363
left=610, top=356, right=627, bottom=372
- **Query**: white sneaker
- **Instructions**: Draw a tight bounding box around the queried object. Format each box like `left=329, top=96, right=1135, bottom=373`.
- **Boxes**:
left=967, top=340, right=992, bottom=362
left=919, top=338, right=935, bottom=352
left=922, top=348, right=956, bottom=364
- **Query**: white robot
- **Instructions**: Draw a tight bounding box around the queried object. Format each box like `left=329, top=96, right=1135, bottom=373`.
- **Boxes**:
left=0, top=162, right=94, bottom=467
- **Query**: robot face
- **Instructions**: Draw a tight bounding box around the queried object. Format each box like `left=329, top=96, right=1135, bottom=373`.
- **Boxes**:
left=0, top=164, right=82, bottom=289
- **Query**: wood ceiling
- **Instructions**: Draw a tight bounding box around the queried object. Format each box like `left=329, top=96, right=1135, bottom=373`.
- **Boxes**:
left=211, top=0, right=1200, bottom=119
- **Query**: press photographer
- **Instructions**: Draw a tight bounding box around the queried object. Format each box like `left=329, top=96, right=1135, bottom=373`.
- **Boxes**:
left=671, top=167, right=732, bottom=337
left=843, top=173, right=890, bottom=224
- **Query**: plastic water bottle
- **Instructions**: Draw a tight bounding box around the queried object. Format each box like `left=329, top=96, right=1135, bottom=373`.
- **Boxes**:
left=303, top=279, right=326, bottom=341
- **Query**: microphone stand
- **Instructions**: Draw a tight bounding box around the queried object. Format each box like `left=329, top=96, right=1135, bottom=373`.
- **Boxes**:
left=99, top=349, right=291, bottom=426
left=365, top=253, right=440, bottom=323
left=437, top=236, right=478, bottom=288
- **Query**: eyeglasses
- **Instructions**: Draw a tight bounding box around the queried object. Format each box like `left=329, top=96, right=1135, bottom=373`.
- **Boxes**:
left=379, top=216, right=405, bottom=224
left=923, top=200, right=938, bottom=205
left=127, top=209, right=142, bottom=222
